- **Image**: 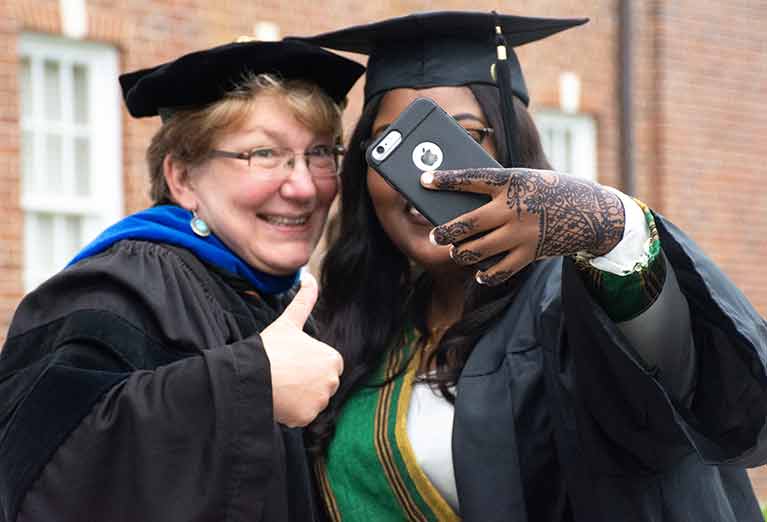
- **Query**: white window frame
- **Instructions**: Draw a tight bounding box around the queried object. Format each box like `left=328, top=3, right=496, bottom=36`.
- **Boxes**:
left=19, top=33, right=122, bottom=290
left=534, top=110, right=597, bottom=182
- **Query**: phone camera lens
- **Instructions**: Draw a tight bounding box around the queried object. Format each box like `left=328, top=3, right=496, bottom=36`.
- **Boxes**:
left=376, top=145, right=385, bottom=154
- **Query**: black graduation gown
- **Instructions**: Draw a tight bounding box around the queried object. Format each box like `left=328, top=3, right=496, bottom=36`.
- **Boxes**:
left=0, top=240, right=317, bottom=522
left=451, top=214, right=767, bottom=522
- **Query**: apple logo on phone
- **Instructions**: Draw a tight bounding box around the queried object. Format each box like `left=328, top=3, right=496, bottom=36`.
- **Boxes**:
left=412, top=142, right=444, bottom=171
left=421, top=149, right=439, bottom=166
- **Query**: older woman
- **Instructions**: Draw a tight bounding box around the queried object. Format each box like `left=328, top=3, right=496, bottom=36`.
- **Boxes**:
left=295, top=11, right=767, bottom=522
left=0, top=40, right=362, bottom=521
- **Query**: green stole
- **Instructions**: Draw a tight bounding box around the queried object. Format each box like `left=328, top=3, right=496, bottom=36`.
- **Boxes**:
left=315, top=331, right=460, bottom=522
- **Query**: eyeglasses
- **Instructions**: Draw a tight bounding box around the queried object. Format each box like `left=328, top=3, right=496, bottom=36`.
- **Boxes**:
left=361, top=126, right=495, bottom=151
left=209, top=144, right=344, bottom=178
left=464, top=127, right=494, bottom=145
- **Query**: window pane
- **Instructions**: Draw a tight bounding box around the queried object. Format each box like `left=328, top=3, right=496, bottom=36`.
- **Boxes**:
left=19, top=57, right=32, bottom=117
left=44, top=60, right=61, bottom=121
left=543, top=128, right=554, bottom=156
left=44, top=133, right=62, bottom=192
left=535, top=112, right=596, bottom=181
left=74, top=137, right=90, bottom=195
left=549, top=129, right=565, bottom=172
left=63, top=215, right=83, bottom=259
left=73, top=64, right=88, bottom=124
left=33, top=213, right=54, bottom=267
left=21, top=130, right=34, bottom=193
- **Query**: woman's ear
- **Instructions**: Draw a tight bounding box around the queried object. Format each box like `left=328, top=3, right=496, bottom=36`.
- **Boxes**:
left=163, top=154, right=198, bottom=210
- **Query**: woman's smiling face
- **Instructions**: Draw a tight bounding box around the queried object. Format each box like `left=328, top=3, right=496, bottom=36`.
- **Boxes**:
left=184, top=93, right=338, bottom=275
left=367, top=86, right=497, bottom=270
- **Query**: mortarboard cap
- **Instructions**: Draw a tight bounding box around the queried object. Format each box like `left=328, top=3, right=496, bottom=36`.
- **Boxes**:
left=291, top=11, right=587, bottom=166
left=289, top=11, right=587, bottom=106
left=119, top=39, right=365, bottom=119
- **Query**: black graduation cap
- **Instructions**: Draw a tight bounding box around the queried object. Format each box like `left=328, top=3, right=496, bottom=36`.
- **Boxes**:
left=290, top=11, right=587, bottom=106
left=290, top=11, right=587, bottom=166
left=119, top=39, right=365, bottom=119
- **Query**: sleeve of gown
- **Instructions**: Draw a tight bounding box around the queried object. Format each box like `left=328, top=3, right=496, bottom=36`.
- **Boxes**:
left=560, top=213, right=767, bottom=471
left=574, top=197, right=697, bottom=402
left=614, top=251, right=697, bottom=404
left=4, top=329, right=275, bottom=522
left=0, top=243, right=279, bottom=522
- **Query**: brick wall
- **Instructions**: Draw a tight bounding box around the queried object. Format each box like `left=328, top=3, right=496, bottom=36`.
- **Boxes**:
left=645, top=0, right=767, bottom=502
left=656, top=0, right=767, bottom=313
left=0, top=1, right=23, bottom=340
left=1, top=0, right=766, bottom=504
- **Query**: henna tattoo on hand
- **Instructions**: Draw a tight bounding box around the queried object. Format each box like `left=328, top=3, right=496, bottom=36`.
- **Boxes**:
left=432, top=171, right=472, bottom=191
left=505, top=170, right=625, bottom=258
left=435, top=168, right=509, bottom=190
left=452, top=248, right=482, bottom=265
left=477, top=270, right=514, bottom=286
left=432, top=218, right=477, bottom=245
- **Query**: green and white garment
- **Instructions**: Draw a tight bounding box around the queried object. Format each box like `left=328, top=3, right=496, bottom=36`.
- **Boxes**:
left=315, top=329, right=459, bottom=522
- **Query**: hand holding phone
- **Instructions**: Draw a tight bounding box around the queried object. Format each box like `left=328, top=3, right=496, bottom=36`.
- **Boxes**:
left=366, top=98, right=627, bottom=286
left=365, top=97, right=505, bottom=272
left=366, top=97, right=501, bottom=226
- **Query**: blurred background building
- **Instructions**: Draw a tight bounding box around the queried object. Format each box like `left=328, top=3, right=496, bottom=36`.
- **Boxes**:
left=0, top=0, right=765, bottom=501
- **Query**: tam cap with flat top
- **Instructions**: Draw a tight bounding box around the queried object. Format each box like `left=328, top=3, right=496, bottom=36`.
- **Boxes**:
left=289, top=11, right=587, bottom=165
left=119, top=39, right=365, bottom=120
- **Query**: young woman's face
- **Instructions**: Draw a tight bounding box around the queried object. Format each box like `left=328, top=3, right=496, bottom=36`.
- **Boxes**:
left=187, top=94, right=338, bottom=275
left=367, top=86, right=497, bottom=270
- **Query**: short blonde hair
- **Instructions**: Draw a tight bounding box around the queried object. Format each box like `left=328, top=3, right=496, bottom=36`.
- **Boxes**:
left=146, top=73, right=344, bottom=204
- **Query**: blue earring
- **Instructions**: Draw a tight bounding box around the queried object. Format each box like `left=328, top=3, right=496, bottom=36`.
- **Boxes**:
left=190, top=211, right=210, bottom=237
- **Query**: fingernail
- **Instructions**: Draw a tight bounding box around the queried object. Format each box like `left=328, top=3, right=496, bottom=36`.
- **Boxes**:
left=448, top=246, right=456, bottom=259
left=429, top=228, right=439, bottom=245
left=421, top=171, right=434, bottom=186
left=475, top=271, right=485, bottom=284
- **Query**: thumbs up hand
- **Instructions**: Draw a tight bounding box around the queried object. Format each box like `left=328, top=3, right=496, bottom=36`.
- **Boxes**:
left=259, top=272, right=344, bottom=427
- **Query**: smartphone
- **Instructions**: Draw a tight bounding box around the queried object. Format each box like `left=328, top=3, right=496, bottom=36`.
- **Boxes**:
left=365, top=97, right=501, bottom=226
left=366, top=97, right=505, bottom=271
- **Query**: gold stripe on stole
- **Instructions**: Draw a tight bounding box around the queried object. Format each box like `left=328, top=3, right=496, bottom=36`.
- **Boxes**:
left=374, top=348, right=429, bottom=522
left=314, top=459, right=342, bottom=522
left=394, top=351, right=460, bottom=522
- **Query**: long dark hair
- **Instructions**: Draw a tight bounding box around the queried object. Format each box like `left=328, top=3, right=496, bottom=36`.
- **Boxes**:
left=308, top=84, right=552, bottom=455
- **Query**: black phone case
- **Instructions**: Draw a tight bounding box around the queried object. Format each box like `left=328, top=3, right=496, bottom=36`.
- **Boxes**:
left=365, top=97, right=501, bottom=226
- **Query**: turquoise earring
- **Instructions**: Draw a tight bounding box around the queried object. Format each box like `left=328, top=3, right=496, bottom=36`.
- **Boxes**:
left=190, top=211, right=210, bottom=237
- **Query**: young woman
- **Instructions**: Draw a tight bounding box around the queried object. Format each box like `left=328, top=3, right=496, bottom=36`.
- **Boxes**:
left=0, top=40, right=362, bottom=521
left=296, top=12, right=767, bottom=522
